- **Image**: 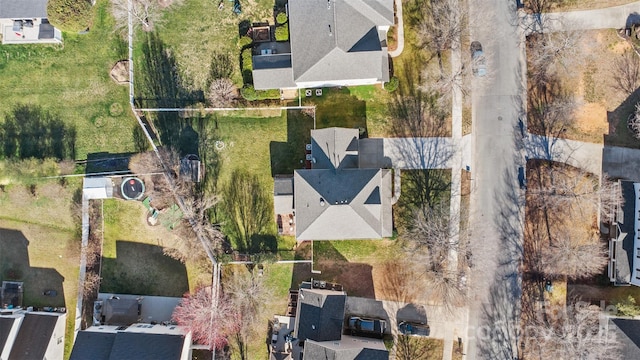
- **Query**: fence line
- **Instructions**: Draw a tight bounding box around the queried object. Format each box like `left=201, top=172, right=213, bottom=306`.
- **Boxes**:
left=136, top=106, right=316, bottom=112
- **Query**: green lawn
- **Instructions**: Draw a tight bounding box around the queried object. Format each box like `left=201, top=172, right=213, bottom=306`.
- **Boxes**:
left=0, top=0, right=137, bottom=160
left=100, top=199, right=190, bottom=297
left=152, top=0, right=274, bottom=90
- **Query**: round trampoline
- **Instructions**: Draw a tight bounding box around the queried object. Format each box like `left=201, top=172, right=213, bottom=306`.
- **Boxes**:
left=121, top=177, right=145, bottom=200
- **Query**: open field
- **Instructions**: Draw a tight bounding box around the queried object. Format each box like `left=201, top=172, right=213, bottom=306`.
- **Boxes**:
left=0, top=0, right=137, bottom=159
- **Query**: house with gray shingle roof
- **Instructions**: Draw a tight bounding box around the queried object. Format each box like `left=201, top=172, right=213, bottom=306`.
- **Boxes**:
left=274, top=127, right=392, bottom=241
left=70, top=323, right=191, bottom=360
left=0, top=310, right=66, bottom=360
left=0, top=0, right=62, bottom=44
left=252, top=0, right=393, bottom=90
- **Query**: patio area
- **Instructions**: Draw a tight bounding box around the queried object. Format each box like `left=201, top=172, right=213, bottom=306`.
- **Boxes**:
left=1, top=19, right=62, bottom=44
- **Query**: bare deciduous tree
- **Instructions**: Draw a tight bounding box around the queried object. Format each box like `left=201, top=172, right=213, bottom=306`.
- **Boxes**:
left=611, top=50, right=640, bottom=95
left=172, top=286, right=238, bottom=350
left=111, top=0, right=161, bottom=32
left=419, top=0, right=466, bottom=74
left=394, top=334, right=440, bottom=360
left=628, top=102, right=640, bottom=140
left=523, top=302, right=621, bottom=360
left=83, top=272, right=102, bottom=297
left=600, top=177, right=623, bottom=224
left=224, top=268, right=272, bottom=360
left=207, top=78, right=237, bottom=108
left=540, top=229, right=608, bottom=280
left=407, top=204, right=457, bottom=272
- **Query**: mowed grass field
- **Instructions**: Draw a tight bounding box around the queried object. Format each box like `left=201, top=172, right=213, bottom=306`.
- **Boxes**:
left=0, top=179, right=82, bottom=357
left=0, top=0, right=136, bottom=160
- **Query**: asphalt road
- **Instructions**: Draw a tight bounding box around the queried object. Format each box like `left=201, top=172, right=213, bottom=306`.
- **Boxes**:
left=466, top=0, right=526, bottom=358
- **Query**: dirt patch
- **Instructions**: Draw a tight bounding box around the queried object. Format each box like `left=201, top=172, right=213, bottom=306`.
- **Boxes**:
left=110, top=60, right=129, bottom=85
left=573, top=102, right=608, bottom=136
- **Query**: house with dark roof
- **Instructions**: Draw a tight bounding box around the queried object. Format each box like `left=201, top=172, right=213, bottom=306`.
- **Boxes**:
left=270, top=283, right=389, bottom=360
left=608, top=180, right=640, bottom=286
left=274, top=128, right=392, bottom=241
left=0, top=310, right=66, bottom=360
left=252, top=0, right=393, bottom=90
left=70, top=323, right=191, bottom=360
left=304, top=335, right=389, bottom=360
left=294, top=287, right=346, bottom=342
left=0, top=0, right=62, bottom=44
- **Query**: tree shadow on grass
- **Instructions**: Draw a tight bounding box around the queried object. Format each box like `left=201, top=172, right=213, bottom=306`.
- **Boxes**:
left=605, top=87, right=640, bottom=149
left=85, top=152, right=134, bottom=174
left=0, top=229, right=66, bottom=308
left=311, top=241, right=375, bottom=298
left=270, top=109, right=315, bottom=176
left=1, top=104, right=76, bottom=160
left=100, top=241, right=188, bottom=297
left=135, top=32, right=206, bottom=152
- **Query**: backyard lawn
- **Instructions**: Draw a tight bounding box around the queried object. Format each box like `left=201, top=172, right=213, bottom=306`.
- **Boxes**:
left=0, top=0, right=137, bottom=159
left=100, top=199, right=196, bottom=296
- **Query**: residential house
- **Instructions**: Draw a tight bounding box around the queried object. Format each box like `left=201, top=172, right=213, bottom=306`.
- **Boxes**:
left=70, top=323, right=191, bottom=360
left=608, top=181, right=639, bottom=286
left=0, top=0, right=62, bottom=44
left=252, top=0, right=393, bottom=90
left=0, top=309, right=66, bottom=360
left=270, top=281, right=389, bottom=360
left=274, top=127, right=392, bottom=241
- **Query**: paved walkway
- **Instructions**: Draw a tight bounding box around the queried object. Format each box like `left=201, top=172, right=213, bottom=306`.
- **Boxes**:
left=521, top=1, right=640, bottom=32
left=383, top=137, right=455, bottom=169
left=389, top=0, right=406, bottom=58
left=525, top=134, right=604, bottom=175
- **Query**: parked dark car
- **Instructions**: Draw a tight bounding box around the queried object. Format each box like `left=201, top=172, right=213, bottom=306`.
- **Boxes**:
left=348, top=316, right=386, bottom=336
left=471, top=41, right=487, bottom=77
left=398, top=321, right=430, bottom=336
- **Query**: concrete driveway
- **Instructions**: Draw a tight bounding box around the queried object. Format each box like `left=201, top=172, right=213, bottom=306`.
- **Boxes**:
left=345, top=297, right=466, bottom=340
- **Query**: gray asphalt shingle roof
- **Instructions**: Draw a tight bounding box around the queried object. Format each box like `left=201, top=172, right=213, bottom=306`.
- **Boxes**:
left=0, top=0, right=48, bottom=19
left=304, top=340, right=389, bottom=360
left=294, top=288, right=346, bottom=342
left=8, top=313, right=59, bottom=360
left=108, top=332, right=185, bottom=360
left=255, top=0, right=392, bottom=88
left=0, top=317, right=16, bottom=354
left=611, top=318, right=640, bottom=360
left=70, top=331, right=117, bottom=360
left=294, top=128, right=392, bottom=240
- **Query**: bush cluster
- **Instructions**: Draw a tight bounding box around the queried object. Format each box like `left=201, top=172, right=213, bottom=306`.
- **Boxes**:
left=275, top=25, right=289, bottom=42
left=384, top=76, right=399, bottom=92
left=47, top=0, right=93, bottom=32
left=276, top=12, right=288, bottom=25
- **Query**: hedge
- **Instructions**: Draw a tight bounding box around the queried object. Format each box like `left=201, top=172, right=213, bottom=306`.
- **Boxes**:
left=240, top=86, right=281, bottom=101
left=47, top=0, right=93, bottom=32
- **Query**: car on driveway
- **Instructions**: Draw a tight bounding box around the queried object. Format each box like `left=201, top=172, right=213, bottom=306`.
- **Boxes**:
left=348, top=316, right=386, bottom=337
left=471, top=41, right=487, bottom=77
left=398, top=321, right=430, bottom=336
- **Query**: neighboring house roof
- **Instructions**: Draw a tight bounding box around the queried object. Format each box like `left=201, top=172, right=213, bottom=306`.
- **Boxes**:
left=294, top=127, right=392, bottom=240
left=0, top=0, right=48, bottom=19
left=71, top=328, right=188, bottom=360
left=0, top=317, right=17, bottom=354
left=612, top=180, right=635, bottom=285
left=69, top=331, right=116, bottom=360
left=107, top=332, right=186, bottom=360
left=103, top=298, right=139, bottom=325
left=288, top=0, right=392, bottom=84
left=304, top=335, right=389, bottom=360
left=294, top=288, right=346, bottom=342
left=610, top=318, right=640, bottom=359
left=8, top=313, right=59, bottom=360
left=252, top=55, right=296, bottom=89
